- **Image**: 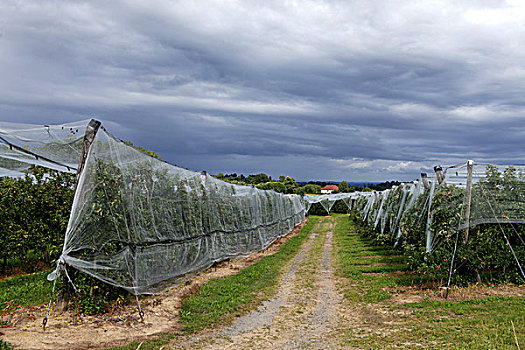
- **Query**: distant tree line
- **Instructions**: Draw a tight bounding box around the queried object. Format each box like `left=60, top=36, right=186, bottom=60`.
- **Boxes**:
left=214, top=173, right=400, bottom=195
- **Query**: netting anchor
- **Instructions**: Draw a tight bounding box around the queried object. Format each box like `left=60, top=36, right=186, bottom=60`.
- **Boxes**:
left=135, top=294, right=144, bottom=322
left=43, top=276, right=58, bottom=332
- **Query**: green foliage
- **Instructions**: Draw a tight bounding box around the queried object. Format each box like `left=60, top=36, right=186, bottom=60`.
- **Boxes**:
left=281, top=176, right=298, bottom=193
left=295, top=184, right=322, bottom=196
left=246, top=173, right=272, bottom=184
left=122, top=141, right=161, bottom=160
left=0, top=166, right=74, bottom=275
left=256, top=181, right=286, bottom=193
left=0, top=339, right=14, bottom=350
left=65, top=272, right=129, bottom=315
left=214, top=172, right=305, bottom=195
left=357, top=165, right=525, bottom=286
left=338, top=180, right=349, bottom=192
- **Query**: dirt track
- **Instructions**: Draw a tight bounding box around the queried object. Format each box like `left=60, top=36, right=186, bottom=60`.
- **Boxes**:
left=0, top=221, right=308, bottom=350
left=172, top=217, right=348, bottom=349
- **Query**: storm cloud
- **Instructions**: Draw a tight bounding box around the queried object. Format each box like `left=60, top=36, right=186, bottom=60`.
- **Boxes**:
left=1, top=0, right=525, bottom=181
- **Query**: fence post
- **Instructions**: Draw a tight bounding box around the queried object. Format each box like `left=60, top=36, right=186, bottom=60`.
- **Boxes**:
left=463, top=160, right=474, bottom=244
left=56, top=119, right=101, bottom=312
left=421, top=173, right=430, bottom=190
left=434, top=166, right=446, bottom=185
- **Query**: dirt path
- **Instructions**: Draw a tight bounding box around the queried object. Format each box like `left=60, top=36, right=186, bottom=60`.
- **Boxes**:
left=172, top=217, right=348, bottom=350
left=1, top=221, right=308, bottom=350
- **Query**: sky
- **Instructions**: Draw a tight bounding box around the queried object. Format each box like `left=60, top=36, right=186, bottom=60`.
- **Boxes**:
left=1, top=0, right=525, bottom=182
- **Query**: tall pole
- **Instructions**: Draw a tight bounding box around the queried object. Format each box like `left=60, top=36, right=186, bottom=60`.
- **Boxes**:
left=434, top=166, right=446, bottom=185
left=421, top=173, right=430, bottom=190
left=56, top=119, right=101, bottom=312
left=463, top=160, right=474, bottom=244
left=74, top=119, right=101, bottom=191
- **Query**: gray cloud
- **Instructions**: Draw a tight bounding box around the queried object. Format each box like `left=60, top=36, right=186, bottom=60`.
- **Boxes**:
left=1, top=0, right=525, bottom=181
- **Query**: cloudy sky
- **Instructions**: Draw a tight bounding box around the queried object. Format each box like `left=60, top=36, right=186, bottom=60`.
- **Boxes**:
left=1, top=0, right=525, bottom=181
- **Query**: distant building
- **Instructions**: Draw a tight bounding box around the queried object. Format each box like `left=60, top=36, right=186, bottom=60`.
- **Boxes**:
left=321, top=184, right=339, bottom=194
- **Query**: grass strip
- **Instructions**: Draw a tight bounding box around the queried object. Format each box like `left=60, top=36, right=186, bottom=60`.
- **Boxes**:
left=180, top=217, right=319, bottom=333
left=333, top=215, right=410, bottom=302
left=295, top=217, right=330, bottom=301
left=352, top=296, right=525, bottom=349
left=0, top=270, right=53, bottom=312
left=108, top=218, right=318, bottom=350
left=335, top=214, right=525, bottom=349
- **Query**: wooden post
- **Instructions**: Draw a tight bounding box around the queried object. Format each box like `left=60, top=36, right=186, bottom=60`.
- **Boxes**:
left=56, top=119, right=101, bottom=312
left=421, top=173, right=430, bottom=190
left=463, top=160, right=474, bottom=244
left=434, top=166, right=446, bottom=185
left=74, top=119, right=101, bottom=191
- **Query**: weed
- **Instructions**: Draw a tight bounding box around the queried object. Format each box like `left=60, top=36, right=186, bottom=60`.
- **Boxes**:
left=0, top=339, right=13, bottom=350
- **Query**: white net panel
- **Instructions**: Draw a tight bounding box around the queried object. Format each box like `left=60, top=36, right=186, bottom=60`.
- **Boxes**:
left=0, top=120, right=89, bottom=177
left=351, top=174, right=439, bottom=252
left=4, top=119, right=524, bottom=289
left=445, top=163, right=525, bottom=228
left=303, top=193, right=356, bottom=214
left=352, top=162, right=525, bottom=267
left=55, top=124, right=305, bottom=294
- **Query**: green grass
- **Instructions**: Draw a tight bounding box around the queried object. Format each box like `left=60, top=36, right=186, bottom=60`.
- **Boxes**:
left=0, top=271, right=53, bottom=350
left=350, top=296, right=525, bottom=349
left=333, top=215, right=411, bottom=302
left=334, top=215, right=525, bottom=349
left=0, top=269, right=54, bottom=312
left=104, top=334, right=178, bottom=350
left=180, top=217, right=319, bottom=333
left=295, top=217, right=330, bottom=296
left=108, top=217, right=319, bottom=350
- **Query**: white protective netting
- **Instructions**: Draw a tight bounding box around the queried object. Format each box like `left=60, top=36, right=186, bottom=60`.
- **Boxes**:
left=352, top=162, right=525, bottom=263
left=304, top=193, right=357, bottom=214
left=0, top=120, right=89, bottom=177
left=303, top=192, right=356, bottom=214
left=446, top=163, right=525, bottom=228
left=353, top=174, right=439, bottom=252
left=53, top=123, right=305, bottom=294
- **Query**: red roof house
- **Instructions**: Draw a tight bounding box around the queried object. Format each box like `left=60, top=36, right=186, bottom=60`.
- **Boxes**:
left=321, top=184, right=339, bottom=193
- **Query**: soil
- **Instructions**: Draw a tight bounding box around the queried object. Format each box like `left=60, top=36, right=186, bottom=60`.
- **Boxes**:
left=0, top=219, right=307, bottom=350
left=388, top=283, right=525, bottom=304
left=2, top=216, right=523, bottom=349
left=171, top=218, right=346, bottom=349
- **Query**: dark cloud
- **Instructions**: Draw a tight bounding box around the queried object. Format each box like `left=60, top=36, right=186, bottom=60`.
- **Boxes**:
left=1, top=1, right=525, bottom=181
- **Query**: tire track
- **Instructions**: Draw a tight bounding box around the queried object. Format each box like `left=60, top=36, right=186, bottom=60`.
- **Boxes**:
left=173, top=217, right=345, bottom=350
